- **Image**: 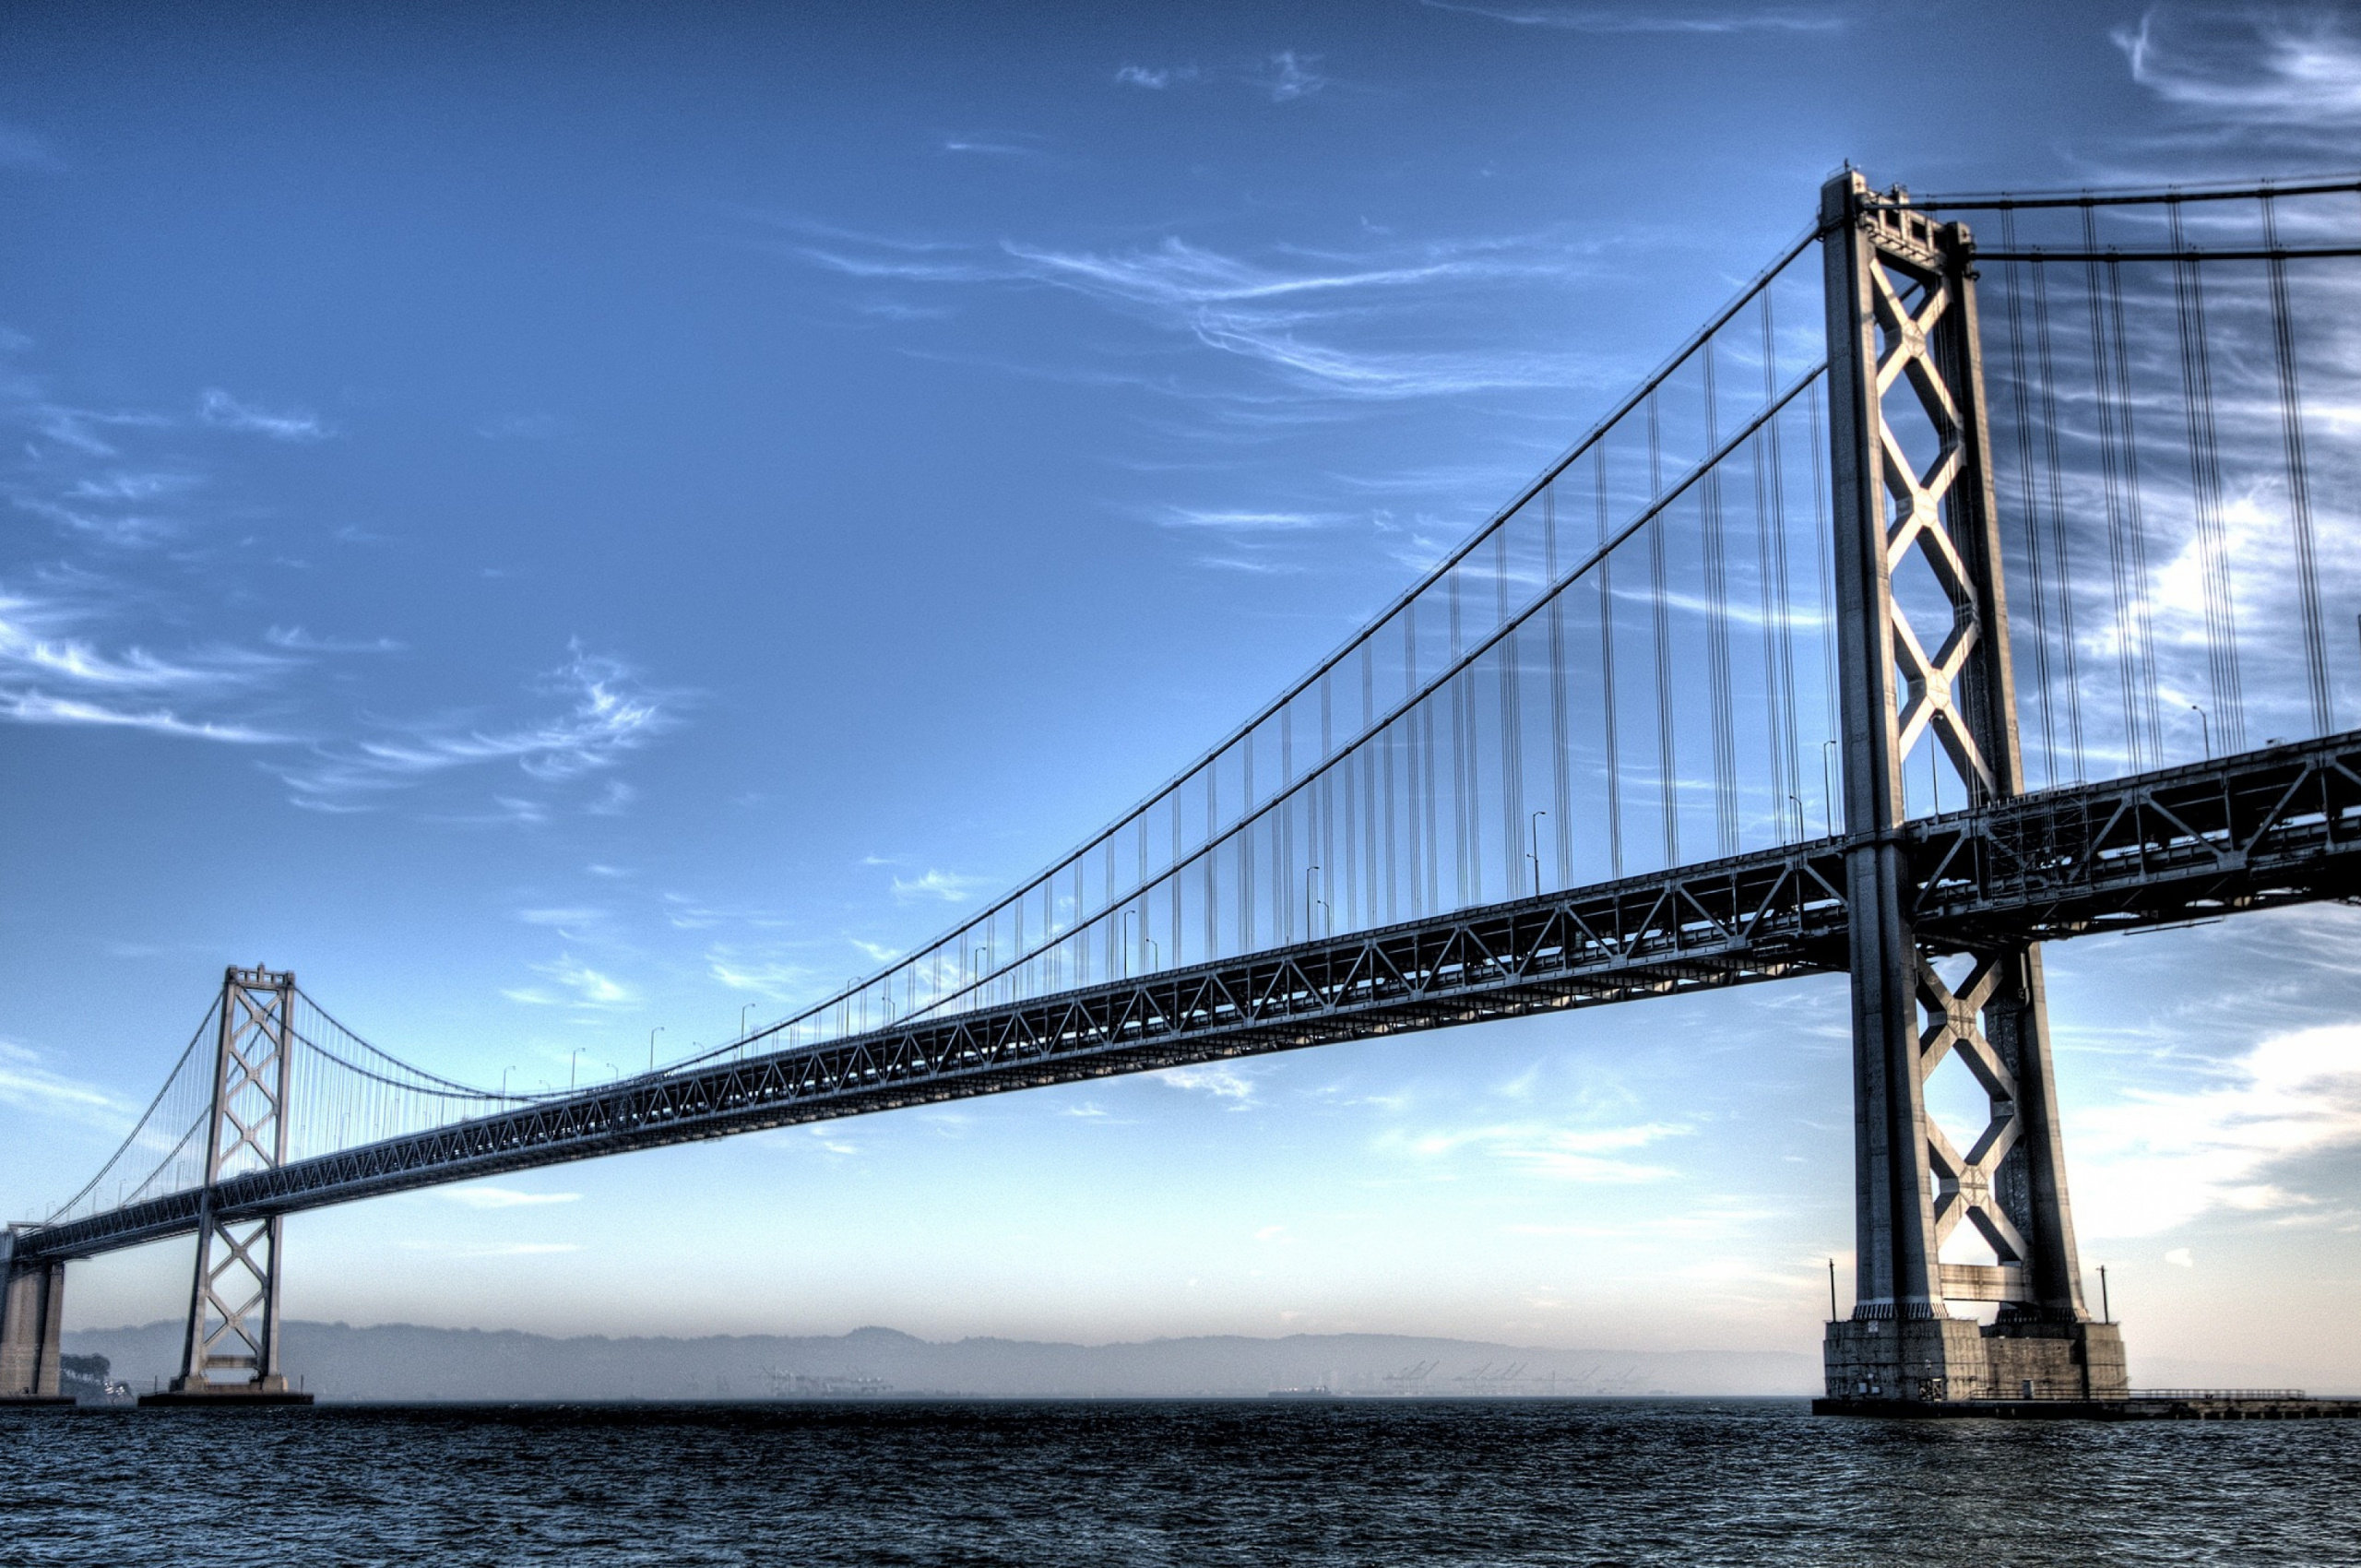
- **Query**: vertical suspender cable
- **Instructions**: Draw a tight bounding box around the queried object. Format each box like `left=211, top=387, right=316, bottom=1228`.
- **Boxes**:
left=1498, top=529, right=1525, bottom=897
left=2030, top=255, right=2088, bottom=780
left=1809, top=379, right=1840, bottom=830
left=1648, top=393, right=1680, bottom=867
left=1759, top=288, right=1802, bottom=840
left=1701, top=339, right=1738, bottom=855
left=2166, top=198, right=2246, bottom=752
left=2261, top=191, right=2334, bottom=735
left=1999, top=218, right=2059, bottom=786
left=1546, top=484, right=1572, bottom=887
left=2101, top=255, right=2166, bottom=765
left=1448, top=571, right=1469, bottom=909
left=1596, top=447, right=1624, bottom=877
left=2083, top=209, right=2146, bottom=770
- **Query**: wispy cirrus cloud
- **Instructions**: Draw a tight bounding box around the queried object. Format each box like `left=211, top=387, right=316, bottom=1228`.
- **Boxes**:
left=1393, top=1120, right=1691, bottom=1182
left=1109, top=55, right=1320, bottom=101
left=502, top=956, right=636, bottom=1010
left=1155, top=1063, right=1262, bottom=1102
left=2117, top=6, right=2361, bottom=127
left=265, top=624, right=404, bottom=655
left=0, top=689, right=281, bottom=742
left=277, top=644, right=673, bottom=813
left=1247, top=51, right=1329, bottom=102
left=892, top=868, right=986, bottom=903
left=198, top=388, right=333, bottom=442
left=1421, top=0, right=1844, bottom=33
left=0, top=1040, right=127, bottom=1129
left=707, top=949, right=818, bottom=1003
left=1114, top=64, right=1204, bottom=89
left=785, top=222, right=1602, bottom=400
left=943, top=132, right=1049, bottom=158
left=1157, top=507, right=1336, bottom=531
left=0, top=585, right=292, bottom=743
left=437, top=1185, right=581, bottom=1209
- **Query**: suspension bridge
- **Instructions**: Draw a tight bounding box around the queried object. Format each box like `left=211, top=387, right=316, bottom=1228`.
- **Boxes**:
left=7, top=170, right=2361, bottom=1412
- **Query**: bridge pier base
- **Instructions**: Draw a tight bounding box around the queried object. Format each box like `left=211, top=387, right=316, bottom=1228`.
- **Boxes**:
left=1824, top=1316, right=2125, bottom=1405
left=0, top=1230, right=71, bottom=1405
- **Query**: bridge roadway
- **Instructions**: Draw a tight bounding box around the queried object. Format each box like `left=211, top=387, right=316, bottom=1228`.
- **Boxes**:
left=24, top=731, right=2361, bottom=1264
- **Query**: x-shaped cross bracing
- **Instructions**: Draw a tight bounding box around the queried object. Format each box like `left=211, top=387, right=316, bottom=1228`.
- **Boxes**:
left=1917, top=954, right=2029, bottom=1270
left=193, top=1218, right=273, bottom=1367
left=1869, top=255, right=1997, bottom=798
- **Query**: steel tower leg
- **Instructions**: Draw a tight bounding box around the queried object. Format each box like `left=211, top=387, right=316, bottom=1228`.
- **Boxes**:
left=1819, top=172, right=2125, bottom=1406
left=164, top=966, right=306, bottom=1400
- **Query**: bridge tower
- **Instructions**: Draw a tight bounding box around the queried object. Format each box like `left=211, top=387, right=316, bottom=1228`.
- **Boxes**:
left=0, top=1227, right=69, bottom=1402
left=156, top=966, right=310, bottom=1402
left=1820, top=171, right=2126, bottom=1404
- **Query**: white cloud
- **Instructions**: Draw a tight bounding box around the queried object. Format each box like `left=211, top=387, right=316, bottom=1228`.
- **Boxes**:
left=2118, top=8, right=2361, bottom=125
left=943, top=135, right=1045, bottom=158
left=787, top=220, right=1597, bottom=400
left=279, top=644, right=671, bottom=810
left=198, top=388, right=331, bottom=441
left=1155, top=1063, right=1260, bottom=1102
left=504, top=956, right=636, bottom=1010
left=708, top=952, right=815, bottom=1002
left=1397, top=1120, right=1689, bottom=1182
left=1115, top=64, right=1203, bottom=89
left=0, top=1040, right=126, bottom=1127
left=0, top=689, right=279, bottom=742
left=438, top=1185, right=581, bottom=1209
left=2165, top=1246, right=2195, bottom=1267
left=1421, top=1, right=1843, bottom=33
left=2072, top=1024, right=2361, bottom=1239
left=893, top=869, right=985, bottom=903
left=265, top=625, right=404, bottom=654
left=1158, top=508, right=1335, bottom=531
left=1250, top=51, right=1328, bottom=102
left=0, top=587, right=291, bottom=743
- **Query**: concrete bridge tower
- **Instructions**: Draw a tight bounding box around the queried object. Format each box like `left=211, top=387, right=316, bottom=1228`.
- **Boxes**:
left=1819, top=171, right=2127, bottom=1405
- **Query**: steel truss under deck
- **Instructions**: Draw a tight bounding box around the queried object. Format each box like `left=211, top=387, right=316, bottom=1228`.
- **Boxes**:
left=22, top=731, right=2361, bottom=1265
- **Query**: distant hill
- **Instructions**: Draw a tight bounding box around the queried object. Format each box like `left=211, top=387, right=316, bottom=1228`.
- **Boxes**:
left=65, top=1321, right=1818, bottom=1402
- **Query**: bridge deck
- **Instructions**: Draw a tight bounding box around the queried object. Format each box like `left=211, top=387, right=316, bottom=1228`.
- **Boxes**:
left=22, top=731, right=2361, bottom=1263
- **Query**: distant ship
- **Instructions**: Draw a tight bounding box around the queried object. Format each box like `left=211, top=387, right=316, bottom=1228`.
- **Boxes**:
left=1266, top=1386, right=1337, bottom=1399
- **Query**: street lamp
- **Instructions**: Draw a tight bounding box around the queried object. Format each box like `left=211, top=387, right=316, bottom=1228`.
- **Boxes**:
left=1528, top=810, right=1548, bottom=895
left=569, top=1048, right=583, bottom=1092
left=2190, top=703, right=2211, bottom=759
left=648, top=1027, right=663, bottom=1072
left=1305, top=865, right=1321, bottom=938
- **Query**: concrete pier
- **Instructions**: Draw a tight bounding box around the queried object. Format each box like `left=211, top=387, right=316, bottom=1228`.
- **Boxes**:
left=0, top=1229, right=69, bottom=1405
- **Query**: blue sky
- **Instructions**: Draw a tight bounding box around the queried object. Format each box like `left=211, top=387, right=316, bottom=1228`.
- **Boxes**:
left=6, top=3, right=2361, bottom=1386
